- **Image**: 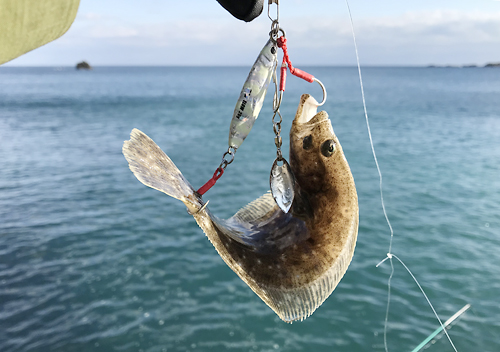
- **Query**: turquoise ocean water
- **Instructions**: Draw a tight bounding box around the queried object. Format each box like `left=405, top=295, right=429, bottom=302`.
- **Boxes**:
left=1, top=66, right=499, bottom=351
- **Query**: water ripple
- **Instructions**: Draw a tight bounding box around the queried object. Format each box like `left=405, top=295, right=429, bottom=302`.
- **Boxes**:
left=1, top=67, right=499, bottom=351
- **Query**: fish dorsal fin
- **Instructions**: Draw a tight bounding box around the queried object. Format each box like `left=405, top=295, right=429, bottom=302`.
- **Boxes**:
left=232, top=192, right=277, bottom=224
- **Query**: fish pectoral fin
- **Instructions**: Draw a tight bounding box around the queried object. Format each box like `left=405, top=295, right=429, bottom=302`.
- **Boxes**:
left=122, top=128, right=201, bottom=212
left=231, top=191, right=277, bottom=223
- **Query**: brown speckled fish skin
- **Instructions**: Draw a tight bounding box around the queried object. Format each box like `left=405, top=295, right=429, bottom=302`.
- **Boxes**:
left=289, top=94, right=359, bottom=280
left=122, top=94, right=358, bottom=323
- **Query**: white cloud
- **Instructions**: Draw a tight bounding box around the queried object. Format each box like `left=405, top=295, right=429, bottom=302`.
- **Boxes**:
left=6, top=9, right=500, bottom=66
left=282, top=10, right=500, bottom=65
left=64, top=11, right=267, bottom=47
left=285, top=10, right=500, bottom=46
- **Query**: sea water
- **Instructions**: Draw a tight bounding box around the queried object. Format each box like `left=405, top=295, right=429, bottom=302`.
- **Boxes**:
left=1, top=66, right=499, bottom=351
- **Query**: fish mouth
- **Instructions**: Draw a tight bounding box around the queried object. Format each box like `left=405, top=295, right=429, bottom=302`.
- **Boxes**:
left=290, top=94, right=331, bottom=194
left=294, top=94, right=325, bottom=124
left=292, top=94, right=331, bottom=142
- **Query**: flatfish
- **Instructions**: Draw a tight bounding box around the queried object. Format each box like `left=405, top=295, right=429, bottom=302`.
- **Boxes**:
left=122, top=94, right=359, bottom=322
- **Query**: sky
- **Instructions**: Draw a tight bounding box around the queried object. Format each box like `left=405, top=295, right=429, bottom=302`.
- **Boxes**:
left=4, top=0, right=500, bottom=66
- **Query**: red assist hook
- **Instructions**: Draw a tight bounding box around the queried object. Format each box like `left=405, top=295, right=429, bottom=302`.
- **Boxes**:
left=277, top=36, right=314, bottom=88
left=276, top=36, right=327, bottom=105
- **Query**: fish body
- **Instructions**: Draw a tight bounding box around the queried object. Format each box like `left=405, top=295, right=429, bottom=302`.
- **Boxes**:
left=228, top=39, right=277, bottom=149
left=123, top=94, right=358, bottom=322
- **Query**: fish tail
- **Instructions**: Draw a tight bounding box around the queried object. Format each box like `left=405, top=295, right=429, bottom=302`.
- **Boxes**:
left=123, top=128, right=202, bottom=213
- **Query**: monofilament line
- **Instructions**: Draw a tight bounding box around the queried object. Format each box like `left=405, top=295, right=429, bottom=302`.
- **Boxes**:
left=344, top=1, right=458, bottom=351
left=344, top=0, right=394, bottom=253
left=344, top=2, right=394, bottom=350
left=388, top=255, right=458, bottom=352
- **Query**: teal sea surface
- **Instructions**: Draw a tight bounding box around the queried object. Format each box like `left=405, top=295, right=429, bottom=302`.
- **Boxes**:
left=1, top=66, right=499, bottom=351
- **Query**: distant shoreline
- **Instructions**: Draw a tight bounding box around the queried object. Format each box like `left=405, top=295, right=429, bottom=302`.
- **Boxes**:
left=428, top=62, right=500, bottom=68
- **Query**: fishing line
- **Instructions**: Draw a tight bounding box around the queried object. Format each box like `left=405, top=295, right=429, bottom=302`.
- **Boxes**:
left=385, top=255, right=459, bottom=352
left=344, top=1, right=458, bottom=351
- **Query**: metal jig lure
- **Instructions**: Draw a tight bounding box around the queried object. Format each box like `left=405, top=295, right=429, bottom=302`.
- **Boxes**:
left=198, top=0, right=328, bottom=210
left=228, top=39, right=278, bottom=149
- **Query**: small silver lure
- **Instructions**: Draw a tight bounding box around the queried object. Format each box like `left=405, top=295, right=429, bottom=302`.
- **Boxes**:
left=228, top=39, right=278, bottom=149
left=269, top=79, right=295, bottom=214
left=270, top=158, right=295, bottom=213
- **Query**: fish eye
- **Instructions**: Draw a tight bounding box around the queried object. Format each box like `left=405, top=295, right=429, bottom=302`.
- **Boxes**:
left=271, top=46, right=276, bottom=54
left=302, top=135, right=313, bottom=150
left=321, top=140, right=336, bottom=157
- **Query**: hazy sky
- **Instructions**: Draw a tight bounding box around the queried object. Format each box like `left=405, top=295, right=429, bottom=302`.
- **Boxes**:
left=5, top=0, right=500, bottom=66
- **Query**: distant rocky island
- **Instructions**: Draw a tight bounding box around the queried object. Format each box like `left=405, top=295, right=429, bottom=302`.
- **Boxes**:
left=76, top=61, right=92, bottom=70
left=428, top=62, right=500, bottom=68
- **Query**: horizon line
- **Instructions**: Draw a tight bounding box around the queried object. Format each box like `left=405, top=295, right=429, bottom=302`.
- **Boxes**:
left=1, top=64, right=497, bottom=68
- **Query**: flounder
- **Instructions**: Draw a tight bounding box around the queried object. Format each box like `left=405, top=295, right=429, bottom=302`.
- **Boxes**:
left=122, top=94, right=359, bottom=322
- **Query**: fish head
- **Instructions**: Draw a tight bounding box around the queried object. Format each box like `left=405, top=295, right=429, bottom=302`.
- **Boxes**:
left=289, top=94, right=344, bottom=194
